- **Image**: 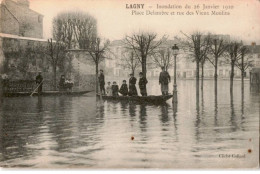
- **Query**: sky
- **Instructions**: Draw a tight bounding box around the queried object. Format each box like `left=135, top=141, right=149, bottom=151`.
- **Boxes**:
left=24, top=0, right=260, bottom=43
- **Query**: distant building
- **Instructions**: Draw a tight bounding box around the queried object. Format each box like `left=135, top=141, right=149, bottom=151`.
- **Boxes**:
left=105, top=35, right=260, bottom=80
left=106, top=40, right=135, bottom=77
left=0, top=0, right=43, bottom=38
left=247, top=42, right=260, bottom=67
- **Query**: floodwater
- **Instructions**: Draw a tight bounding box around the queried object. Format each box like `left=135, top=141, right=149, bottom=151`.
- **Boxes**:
left=0, top=80, right=259, bottom=168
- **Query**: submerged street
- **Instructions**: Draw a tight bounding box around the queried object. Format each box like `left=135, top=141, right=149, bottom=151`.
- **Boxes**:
left=0, top=80, right=259, bottom=168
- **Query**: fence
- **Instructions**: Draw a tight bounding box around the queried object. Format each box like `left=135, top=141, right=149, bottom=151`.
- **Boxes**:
left=2, top=79, right=56, bottom=93
left=2, top=75, right=96, bottom=93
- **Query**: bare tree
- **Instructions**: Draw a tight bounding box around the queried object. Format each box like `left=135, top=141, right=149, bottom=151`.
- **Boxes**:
left=86, top=38, right=110, bottom=92
left=235, top=46, right=254, bottom=86
left=52, top=11, right=97, bottom=50
left=151, top=47, right=173, bottom=71
left=226, top=41, right=242, bottom=92
left=124, top=32, right=165, bottom=77
left=53, top=12, right=75, bottom=49
left=182, top=32, right=211, bottom=94
left=118, top=51, right=140, bottom=76
left=72, top=13, right=97, bottom=49
left=207, top=37, right=227, bottom=91
left=44, top=39, right=66, bottom=90
left=52, top=11, right=97, bottom=80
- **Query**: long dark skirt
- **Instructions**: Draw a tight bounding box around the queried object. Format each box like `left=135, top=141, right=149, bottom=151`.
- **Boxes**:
left=128, top=84, right=138, bottom=96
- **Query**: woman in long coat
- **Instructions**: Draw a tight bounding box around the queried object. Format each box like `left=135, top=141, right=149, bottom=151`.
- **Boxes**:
left=128, top=73, right=138, bottom=96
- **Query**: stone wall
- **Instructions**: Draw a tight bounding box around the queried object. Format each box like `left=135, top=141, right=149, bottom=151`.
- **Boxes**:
left=0, top=36, right=95, bottom=91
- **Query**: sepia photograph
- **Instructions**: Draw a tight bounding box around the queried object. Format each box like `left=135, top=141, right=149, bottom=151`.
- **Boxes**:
left=0, top=0, right=259, bottom=169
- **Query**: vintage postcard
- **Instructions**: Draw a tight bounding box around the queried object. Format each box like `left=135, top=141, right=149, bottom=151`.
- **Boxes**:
left=0, top=0, right=259, bottom=169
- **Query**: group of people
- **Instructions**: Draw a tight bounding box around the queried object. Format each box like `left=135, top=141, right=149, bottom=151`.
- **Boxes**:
left=59, top=75, right=74, bottom=91
left=99, top=70, right=148, bottom=96
left=34, top=66, right=171, bottom=95
left=98, top=69, right=148, bottom=97
left=98, top=66, right=171, bottom=97
left=35, top=73, right=74, bottom=93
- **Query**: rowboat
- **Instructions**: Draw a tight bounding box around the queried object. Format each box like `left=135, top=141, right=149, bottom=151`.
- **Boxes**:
left=3, top=90, right=93, bottom=97
left=96, top=94, right=173, bottom=104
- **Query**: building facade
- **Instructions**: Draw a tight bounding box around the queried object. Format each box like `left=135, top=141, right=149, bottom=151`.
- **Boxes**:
left=106, top=37, right=260, bottom=80
left=0, top=0, right=43, bottom=38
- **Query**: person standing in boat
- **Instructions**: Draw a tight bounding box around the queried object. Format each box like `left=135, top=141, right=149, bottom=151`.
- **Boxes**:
left=159, top=66, right=171, bottom=95
left=112, top=81, right=119, bottom=96
left=59, top=75, right=65, bottom=91
left=98, top=69, right=105, bottom=95
left=119, top=80, right=128, bottom=96
left=138, top=72, right=148, bottom=96
left=36, top=72, right=43, bottom=94
left=106, top=81, right=112, bottom=96
left=128, top=73, right=138, bottom=96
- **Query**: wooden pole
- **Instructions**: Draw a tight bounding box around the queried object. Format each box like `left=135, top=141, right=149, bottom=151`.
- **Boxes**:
left=30, top=80, right=43, bottom=97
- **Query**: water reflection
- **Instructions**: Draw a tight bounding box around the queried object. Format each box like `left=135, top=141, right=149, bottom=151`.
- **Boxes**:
left=230, top=92, right=238, bottom=131
left=0, top=81, right=259, bottom=168
left=139, top=104, right=147, bottom=133
left=160, top=104, right=169, bottom=123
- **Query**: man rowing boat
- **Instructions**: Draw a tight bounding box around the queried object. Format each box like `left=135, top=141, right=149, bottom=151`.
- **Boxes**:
left=35, top=72, right=43, bottom=94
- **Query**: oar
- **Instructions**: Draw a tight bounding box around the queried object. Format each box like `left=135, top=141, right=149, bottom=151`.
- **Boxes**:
left=30, top=80, right=43, bottom=97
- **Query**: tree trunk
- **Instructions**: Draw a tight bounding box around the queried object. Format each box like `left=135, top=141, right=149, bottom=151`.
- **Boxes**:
left=132, top=67, right=135, bottom=76
left=201, top=63, right=204, bottom=91
left=196, top=60, right=200, bottom=98
left=241, top=54, right=244, bottom=86
left=214, top=55, right=218, bottom=82
left=241, top=71, right=244, bottom=86
left=141, top=56, right=147, bottom=77
left=96, top=63, right=99, bottom=94
left=230, top=62, right=234, bottom=93
left=214, top=56, right=218, bottom=98
left=53, top=65, right=57, bottom=91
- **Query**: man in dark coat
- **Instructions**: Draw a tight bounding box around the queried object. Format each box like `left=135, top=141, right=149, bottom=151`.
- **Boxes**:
left=128, top=73, right=138, bottom=96
left=159, top=66, right=171, bottom=95
left=119, top=80, right=128, bottom=96
left=36, top=72, right=43, bottom=94
left=59, top=75, right=65, bottom=91
left=98, top=69, right=105, bottom=95
left=112, top=81, right=119, bottom=96
left=138, top=72, right=148, bottom=96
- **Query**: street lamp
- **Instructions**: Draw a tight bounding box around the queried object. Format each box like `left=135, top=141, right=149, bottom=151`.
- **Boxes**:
left=172, top=44, right=179, bottom=104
